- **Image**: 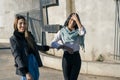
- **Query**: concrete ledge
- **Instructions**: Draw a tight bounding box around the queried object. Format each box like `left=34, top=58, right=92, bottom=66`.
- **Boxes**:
left=87, top=62, right=120, bottom=77
left=40, top=53, right=62, bottom=70
left=40, top=53, right=120, bottom=78
left=0, top=39, right=9, bottom=43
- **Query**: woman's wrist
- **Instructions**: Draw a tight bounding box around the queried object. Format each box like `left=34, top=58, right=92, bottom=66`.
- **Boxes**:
left=78, top=23, right=83, bottom=29
left=76, top=20, right=82, bottom=28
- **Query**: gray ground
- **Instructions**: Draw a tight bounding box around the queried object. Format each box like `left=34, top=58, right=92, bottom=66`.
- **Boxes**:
left=0, top=43, right=120, bottom=80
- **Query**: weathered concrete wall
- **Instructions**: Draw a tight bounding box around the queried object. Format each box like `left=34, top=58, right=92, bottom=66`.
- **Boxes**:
left=48, top=0, right=67, bottom=25
left=0, top=0, right=117, bottom=62
left=75, top=0, right=115, bottom=61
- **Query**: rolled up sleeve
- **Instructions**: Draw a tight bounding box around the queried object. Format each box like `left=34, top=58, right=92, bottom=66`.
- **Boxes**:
left=78, top=26, right=86, bottom=36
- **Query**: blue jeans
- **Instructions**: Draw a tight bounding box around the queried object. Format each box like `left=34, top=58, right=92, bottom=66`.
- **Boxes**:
left=21, top=54, right=39, bottom=80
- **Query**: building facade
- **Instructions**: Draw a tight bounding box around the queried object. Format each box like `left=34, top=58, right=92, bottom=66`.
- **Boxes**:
left=0, top=0, right=119, bottom=62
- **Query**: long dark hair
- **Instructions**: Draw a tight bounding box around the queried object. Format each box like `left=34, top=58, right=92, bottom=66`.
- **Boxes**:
left=14, top=15, right=35, bottom=50
left=64, top=13, right=81, bottom=30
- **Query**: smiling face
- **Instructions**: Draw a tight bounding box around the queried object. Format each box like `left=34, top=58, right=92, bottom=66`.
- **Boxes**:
left=17, top=19, right=26, bottom=33
left=14, top=15, right=27, bottom=33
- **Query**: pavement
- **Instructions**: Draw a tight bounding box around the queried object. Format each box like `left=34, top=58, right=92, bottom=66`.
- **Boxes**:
left=0, top=43, right=120, bottom=80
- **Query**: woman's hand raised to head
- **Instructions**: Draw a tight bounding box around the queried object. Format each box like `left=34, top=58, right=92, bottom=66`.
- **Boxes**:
left=71, top=13, right=79, bottom=22
left=72, top=13, right=82, bottom=29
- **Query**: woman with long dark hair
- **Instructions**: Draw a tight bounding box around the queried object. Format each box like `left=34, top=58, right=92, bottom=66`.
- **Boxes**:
left=10, top=15, right=49, bottom=80
left=51, top=13, right=86, bottom=80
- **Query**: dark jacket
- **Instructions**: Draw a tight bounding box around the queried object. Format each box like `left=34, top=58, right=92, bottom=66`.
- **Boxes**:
left=10, top=31, right=49, bottom=76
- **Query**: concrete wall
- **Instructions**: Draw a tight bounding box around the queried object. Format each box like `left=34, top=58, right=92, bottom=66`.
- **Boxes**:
left=0, top=0, right=117, bottom=62
left=75, top=0, right=115, bottom=61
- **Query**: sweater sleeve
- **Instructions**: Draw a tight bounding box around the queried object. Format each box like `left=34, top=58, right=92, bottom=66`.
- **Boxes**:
left=51, top=31, right=62, bottom=49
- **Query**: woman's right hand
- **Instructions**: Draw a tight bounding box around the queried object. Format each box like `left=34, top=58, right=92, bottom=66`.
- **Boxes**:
left=26, top=73, right=33, bottom=80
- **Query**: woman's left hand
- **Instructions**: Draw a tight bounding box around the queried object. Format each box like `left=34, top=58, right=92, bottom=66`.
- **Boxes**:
left=71, top=14, right=79, bottom=23
left=71, top=14, right=82, bottom=28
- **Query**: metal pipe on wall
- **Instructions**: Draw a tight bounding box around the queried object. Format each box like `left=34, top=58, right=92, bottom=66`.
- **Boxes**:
left=114, top=0, right=120, bottom=60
